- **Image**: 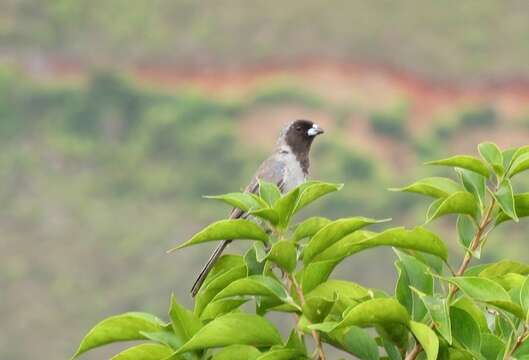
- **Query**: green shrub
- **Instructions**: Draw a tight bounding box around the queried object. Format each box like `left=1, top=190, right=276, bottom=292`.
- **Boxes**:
left=369, top=101, right=408, bottom=139
left=73, top=142, right=529, bottom=360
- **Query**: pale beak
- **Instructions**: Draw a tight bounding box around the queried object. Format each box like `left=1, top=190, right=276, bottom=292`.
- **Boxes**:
left=307, top=124, right=324, bottom=136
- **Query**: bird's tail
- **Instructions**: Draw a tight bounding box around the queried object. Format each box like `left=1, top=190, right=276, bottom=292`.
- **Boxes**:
left=191, top=240, right=231, bottom=297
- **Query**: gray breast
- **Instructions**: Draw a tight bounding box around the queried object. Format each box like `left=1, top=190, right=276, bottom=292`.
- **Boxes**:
left=278, top=150, right=306, bottom=192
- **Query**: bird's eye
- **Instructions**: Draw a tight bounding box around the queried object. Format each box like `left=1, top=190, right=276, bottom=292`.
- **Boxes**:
left=296, top=126, right=302, bottom=131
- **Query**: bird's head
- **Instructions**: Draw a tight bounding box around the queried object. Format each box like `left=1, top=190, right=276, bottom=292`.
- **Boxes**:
left=281, top=119, right=324, bottom=155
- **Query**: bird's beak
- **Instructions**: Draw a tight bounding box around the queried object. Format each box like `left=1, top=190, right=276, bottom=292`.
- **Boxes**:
left=307, top=124, right=324, bottom=136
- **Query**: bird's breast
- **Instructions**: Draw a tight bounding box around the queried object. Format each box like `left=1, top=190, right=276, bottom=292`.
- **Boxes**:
left=280, top=152, right=307, bottom=192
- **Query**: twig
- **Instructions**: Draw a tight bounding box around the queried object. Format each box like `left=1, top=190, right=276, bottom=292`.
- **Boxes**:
left=288, top=274, right=326, bottom=360
left=505, top=325, right=528, bottom=359
left=407, top=198, right=497, bottom=360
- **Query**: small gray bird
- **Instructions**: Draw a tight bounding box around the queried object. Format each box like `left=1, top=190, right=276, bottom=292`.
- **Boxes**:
left=191, top=120, right=324, bottom=296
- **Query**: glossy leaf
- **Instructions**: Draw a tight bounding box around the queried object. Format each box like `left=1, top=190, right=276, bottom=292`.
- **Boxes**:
left=175, top=313, right=283, bottom=354
left=140, top=329, right=182, bottom=350
left=304, top=217, right=385, bottom=265
left=170, top=219, right=268, bottom=251
left=267, top=240, right=297, bottom=273
left=445, top=276, right=525, bottom=319
left=450, top=307, right=481, bottom=353
left=520, top=276, right=529, bottom=321
left=194, top=264, right=247, bottom=317
left=274, top=188, right=300, bottom=229
left=213, top=275, right=290, bottom=303
left=110, top=343, right=176, bottom=360
left=211, top=345, right=261, bottom=360
left=205, top=193, right=267, bottom=213
left=292, top=216, right=332, bottom=242
left=480, top=333, right=505, bottom=360
left=390, top=177, right=463, bottom=198
left=72, top=312, right=165, bottom=358
left=426, top=192, right=479, bottom=223
left=509, top=152, right=529, bottom=178
left=425, top=155, right=491, bottom=177
left=410, top=320, right=439, bottom=360
left=245, top=247, right=265, bottom=276
left=479, top=260, right=529, bottom=278
left=342, top=326, right=380, bottom=360
left=457, top=169, right=486, bottom=209
left=413, top=290, right=452, bottom=344
left=457, top=215, right=475, bottom=252
left=452, top=297, right=489, bottom=333
left=293, top=181, right=343, bottom=214
left=199, top=299, right=247, bottom=321
left=478, top=142, right=504, bottom=175
left=498, top=192, right=529, bottom=224
left=169, top=295, right=202, bottom=344
left=316, top=227, right=449, bottom=263
left=258, top=180, right=281, bottom=206
left=493, top=179, right=518, bottom=222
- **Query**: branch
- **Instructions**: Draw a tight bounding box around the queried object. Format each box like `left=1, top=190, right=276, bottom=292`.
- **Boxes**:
left=407, top=198, right=497, bottom=360
left=505, top=325, right=528, bottom=360
left=288, top=274, right=326, bottom=360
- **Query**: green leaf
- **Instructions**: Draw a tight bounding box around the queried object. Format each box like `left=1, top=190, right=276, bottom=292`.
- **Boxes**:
left=304, top=217, right=386, bottom=265
left=255, top=349, right=303, bottom=360
left=140, top=329, right=182, bottom=350
left=169, top=295, right=202, bottom=342
left=211, top=345, right=261, bottom=360
left=213, top=275, right=290, bottom=303
left=478, top=142, right=504, bottom=175
left=413, top=290, right=452, bottom=344
left=390, top=177, right=463, bottom=198
left=304, top=280, right=369, bottom=322
left=425, top=155, right=491, bottom=177
left=267, top=240, right=297, bottom=273
left=410, top=320, right=439, bottom=360
left=479, top=260, right=529, bottom=278
left=395, top=251, right=433, bottom=321
left=520, top=276, right=529, bottom=321
left=110, top=343, right=176, bottom=360
left=493, top=179, right=518, bottom=222
left=170, top=219, right=268, bottom=251
left=292, top=216, right=332, bottom=242
left=248, top=207, right=280, bottom=225
left=457, top=215, right=475, bottom=252
left=175, top=313, right=283, bottom=354
left=480, top=333, right=505, bottom=360
left=245, top=247, right=265, bottom=276
left=200, top=299, right=247, bottom=321
left=342, top=326, right=380, bottom=360
left=452, top=297, right=489, bottom=333
left=445, top=276, right=525, bottom=319
left=195, top=262, right=247, bottom=317
left=301, top=227, right=448, bottom=293
left=258, top=180, right=281, bottom=206
left=72, top=312, right=165, bottom=359
left=496, top=192, right=529, bottom=224
left=205, top=193, right=267, bottom=213
left=509, top=152, right=529, bottom=178
left=457, top=169, right=486, bottom=209
left=450, top=307, right=481, bottom=353
left=316, top=227, right=449, bottom=263
left=426, top=192, right=479, bottom=223
left=274, top=187, right=300, bottom=229
left=293, top=181, right=343, bottom=214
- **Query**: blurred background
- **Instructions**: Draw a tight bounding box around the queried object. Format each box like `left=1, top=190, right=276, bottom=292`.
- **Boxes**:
left=2, top=1, right=529, bottom=359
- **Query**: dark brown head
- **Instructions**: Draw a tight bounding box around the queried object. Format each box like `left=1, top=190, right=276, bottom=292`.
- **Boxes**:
left=280, top=120, right=324, bottom=173
left=283, top=119, right=324, bottom=155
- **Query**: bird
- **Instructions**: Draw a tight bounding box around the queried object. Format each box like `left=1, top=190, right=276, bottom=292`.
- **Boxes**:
left=191, top=119, right=324, bottom=297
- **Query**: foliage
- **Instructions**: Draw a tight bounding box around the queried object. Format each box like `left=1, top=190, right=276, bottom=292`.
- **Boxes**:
left=73, top=143, right=529, bottom=359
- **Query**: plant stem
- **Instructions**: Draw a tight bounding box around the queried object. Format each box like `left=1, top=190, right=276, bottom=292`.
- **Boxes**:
left=406, top=198, right=497, bottom=360
left=287, top=274, right=326, bottom=360
left=505, top=325, right=528, bottom=359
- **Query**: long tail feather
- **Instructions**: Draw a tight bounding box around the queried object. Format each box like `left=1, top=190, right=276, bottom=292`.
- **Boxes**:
left=190, top=240, right=231, bottom=297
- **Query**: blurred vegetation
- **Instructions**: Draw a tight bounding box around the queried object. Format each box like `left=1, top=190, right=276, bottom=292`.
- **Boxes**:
left=4, top=1, right=529, bottom=80
left=1, top=67, right=529, bottom=360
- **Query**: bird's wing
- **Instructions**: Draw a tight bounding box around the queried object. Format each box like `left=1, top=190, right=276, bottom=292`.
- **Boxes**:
left=229, top=155, right=286, bottom=219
